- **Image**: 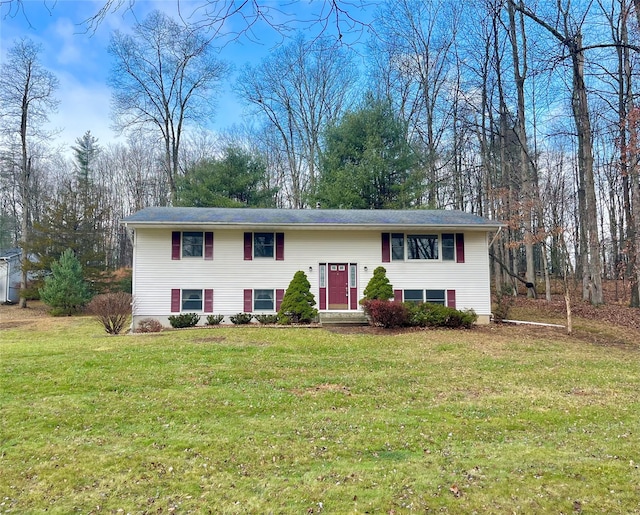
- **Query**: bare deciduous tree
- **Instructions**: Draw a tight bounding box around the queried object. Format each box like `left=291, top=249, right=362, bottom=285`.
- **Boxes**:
left=237, top=34, right=356, bottom=207
left=108, top=10, right=230, bottom=204
left=0, top=38, right=58, bottom=308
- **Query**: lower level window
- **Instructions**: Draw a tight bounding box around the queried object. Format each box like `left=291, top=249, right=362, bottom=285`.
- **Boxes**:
left=426, top=289, right=445, bottom=305
left=402, top=289, right=446, bottom=305
left=254, top=289, right=274, bottom=310
left=403, top=289, right=424, bottom=303
left=182, top=289, right=203, bottom=310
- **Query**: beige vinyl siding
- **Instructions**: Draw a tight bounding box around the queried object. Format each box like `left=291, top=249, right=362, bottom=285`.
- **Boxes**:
left=132, top=228, right=492, bottom=326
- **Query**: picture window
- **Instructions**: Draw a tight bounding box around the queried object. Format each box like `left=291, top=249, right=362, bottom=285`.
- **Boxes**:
left=407, top=234, right=439, bottom=260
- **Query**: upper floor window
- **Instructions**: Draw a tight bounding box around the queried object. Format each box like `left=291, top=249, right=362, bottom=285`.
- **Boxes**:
left=254, top=232, right=274, bottom=258
left=244, top=232, right=284, bottom=260
left=182, top=232, right=203, bottom=257
left=442, top=233, right=455, bottom=261
left=392, top=233, right=405, bottom=260
left=172, top=231, right=213, bottom=260
left=407, top=234, right=439, bottom=260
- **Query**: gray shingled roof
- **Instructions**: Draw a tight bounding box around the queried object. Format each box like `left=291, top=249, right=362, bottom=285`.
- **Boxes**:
left=122, top=207, right=502, bottom=230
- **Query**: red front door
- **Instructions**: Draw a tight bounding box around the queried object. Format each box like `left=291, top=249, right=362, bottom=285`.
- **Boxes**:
left=328, top=263, right=349, bottom=310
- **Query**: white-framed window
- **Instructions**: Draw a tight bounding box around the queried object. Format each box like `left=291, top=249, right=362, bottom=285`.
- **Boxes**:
left=442, top=233, right=455, bottom=261
left=403, top=289, right=424, bottom=304
left=319, top=264, right=326, bottom=288
left=407, top=234, right=439, bottom=260
left=254, top=233, right=275, bottom=258
left=182, top=232, right=203, bottom=257
left=254, top=289, right=275, bottom=310
left=182, top=289, right=203, bottom=310
left=392, top=233, right=404, bottom=260
left=402, top=289, right=446, bottom=306
left=349, top=264, right=357, bottom=288
left=426, top=289, right=446, bottom=305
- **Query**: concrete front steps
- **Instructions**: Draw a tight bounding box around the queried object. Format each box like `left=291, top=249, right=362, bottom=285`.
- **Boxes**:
left=319, top=311, right=369, bottom=326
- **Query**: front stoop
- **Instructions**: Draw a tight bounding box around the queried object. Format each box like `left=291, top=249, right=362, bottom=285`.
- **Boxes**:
left=319, top=312, right=369, bottom=326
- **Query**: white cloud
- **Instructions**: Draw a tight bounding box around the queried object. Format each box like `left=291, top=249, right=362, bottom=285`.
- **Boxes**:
left=52, top=17, right=83, bottom=65
left=47, top=72, right=120, bottom=153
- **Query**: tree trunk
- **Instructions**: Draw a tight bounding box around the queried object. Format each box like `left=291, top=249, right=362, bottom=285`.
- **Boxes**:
left=570, top=35, right=604, bottom=305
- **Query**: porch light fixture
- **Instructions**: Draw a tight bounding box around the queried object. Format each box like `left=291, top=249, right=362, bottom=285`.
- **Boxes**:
left=309, top=266, right=313, bottom=272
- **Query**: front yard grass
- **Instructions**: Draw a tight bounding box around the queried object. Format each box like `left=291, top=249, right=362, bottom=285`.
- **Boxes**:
left=1, top=315, right=639, bottom=513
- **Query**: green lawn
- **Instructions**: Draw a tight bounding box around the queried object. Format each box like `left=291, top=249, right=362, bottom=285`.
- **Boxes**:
left=1, top=315, right=639, bottom=513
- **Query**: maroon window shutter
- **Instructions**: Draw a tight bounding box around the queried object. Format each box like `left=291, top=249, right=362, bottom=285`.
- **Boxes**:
left=204, top=232, right=214, bottom=260
left=244, top=289, right=253, bottom=312
left=276, top=232, right=285, bottom=261
left=393, top=289, right=403, bottom=303
left=276, top=289, right=285, bottom=311
left=447, top=290, right=456, bottom=309
left=244, top=232, right=253, bottom=260
left=456, top=233, right=465, bottom=263
left=172, top=231, right=181, bottom=260
left=171, top=289, right=181, bottom=312
left=382, top=233, right=391, bottom=262
left=204, top=289, right=214, bottom=313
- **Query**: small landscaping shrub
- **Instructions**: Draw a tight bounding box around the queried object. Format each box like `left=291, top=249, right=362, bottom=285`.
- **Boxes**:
left=406, top=302, right=477, bottom=329
left=230, top=312, right=253, bottom=325
left=361, top=266, right=394, bottom=302
left=206, top=314, right=225, bottom=325
left=255, top=314, right=279, bottom=324
left=278, top=270, right=318, bottom=324
left=136, top=318, right=163, bottom=333
left=362, top=299, right=408, bottom=328
left=86, top=291, right=132, bottom=335
left=168, top=313, right=200, bottom=328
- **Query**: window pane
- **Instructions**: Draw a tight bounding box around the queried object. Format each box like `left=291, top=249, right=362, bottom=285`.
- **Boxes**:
left=182, top=232, right=203, bottom=257
left=254, top=289, right=274, bottom=310
left=350, top=265, right=357, bottom=288
left=319, top=264, right=326, bottom=288
left=403, top=289, right=423, bottom=303
left=254, top=232, right=274, bottom=258
left=182, top=289, right=203, bottom=310
left=407, top=235, right=439, bottom=259
left=392, top=233, right=404, bottom=260
left=442, top=233, right=455, bottom=261
left=426, top=289, right=445, bottom=305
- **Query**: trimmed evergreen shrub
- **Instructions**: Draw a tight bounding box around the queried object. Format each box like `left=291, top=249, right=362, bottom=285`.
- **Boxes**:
left=39, top=249, right=92, bottom=315
left=230, top=313, right=253, bottom=324
left=86, top=291, right=132, bottom=335
left=168, top=313, right=200, bottom=328
left=137, top=318, right=163, bottom=333
left=255, top=314, right=279, bottom=324
left=206, top=314, right=225, bottom=325
left=362, top=299, right=408, bottom=328
left=361, top=266, right=393, bottom=302
left=278, top=270, right=318, bottom=324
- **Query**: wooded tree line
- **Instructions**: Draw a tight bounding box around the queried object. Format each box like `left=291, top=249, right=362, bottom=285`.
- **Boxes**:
left=1, top=0, right=640, bottom=308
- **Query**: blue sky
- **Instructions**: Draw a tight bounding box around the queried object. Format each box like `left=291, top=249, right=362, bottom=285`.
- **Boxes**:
left=0, top=0, right=372, bottom=154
